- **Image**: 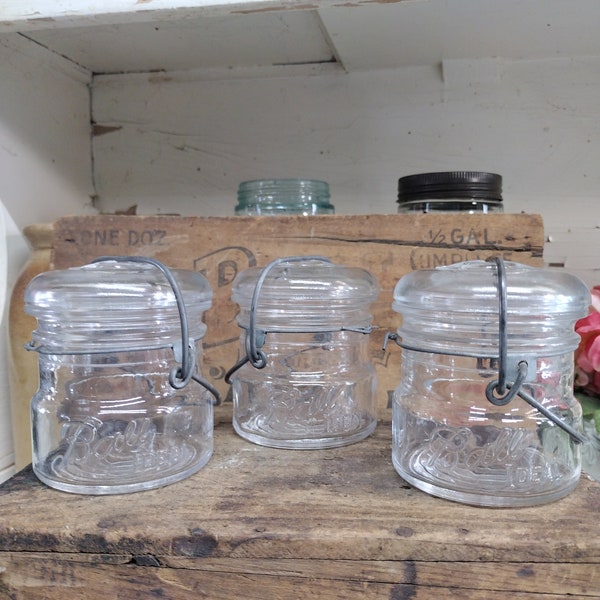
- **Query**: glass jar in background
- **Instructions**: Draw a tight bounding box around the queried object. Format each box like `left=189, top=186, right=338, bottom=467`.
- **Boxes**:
left=234, top=179, right=334, bottom=215
left=389, top=258, right=589, bottom=507
left=9, top=223, right=53, bottom=470
left=227, top=256, right=379, bottom=449
left=397, top=171, right=503, bottom=213
left=25, top=257, right=216, bottom=495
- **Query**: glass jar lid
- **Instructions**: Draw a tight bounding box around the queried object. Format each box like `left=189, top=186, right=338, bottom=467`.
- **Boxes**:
left=232, top=258, right=379, bottom=331
left=25, top=259, right=212, bottom=352
left=392, top=259, right=590, bottom=357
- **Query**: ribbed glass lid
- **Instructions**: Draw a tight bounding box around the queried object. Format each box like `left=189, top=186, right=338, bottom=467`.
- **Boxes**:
left=392, top=260, right=590, bottom=357
left=232, top=258, right=379, bottom=331
left=25, top=260, right=212, bottom=352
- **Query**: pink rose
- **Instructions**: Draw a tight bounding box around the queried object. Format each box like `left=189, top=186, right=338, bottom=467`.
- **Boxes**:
left=591, top=285, right=600, bottom=312
left=575, top=287, right=600, bottom=396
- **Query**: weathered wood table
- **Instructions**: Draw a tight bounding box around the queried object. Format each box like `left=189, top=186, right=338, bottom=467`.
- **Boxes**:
left=1, top=418, right=599, bottom=599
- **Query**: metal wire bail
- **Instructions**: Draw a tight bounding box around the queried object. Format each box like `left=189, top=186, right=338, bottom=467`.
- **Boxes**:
left=484, top=256, right=585, bottom=444
left=91, top=256, right=221, bottom=405
left=225, top=255, right=334, bottom=383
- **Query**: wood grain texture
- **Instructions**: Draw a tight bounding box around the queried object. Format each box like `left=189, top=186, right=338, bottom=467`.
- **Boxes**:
left=0, top=554, right=598, bottom=599
left=0, top=423, right=599, bottom=597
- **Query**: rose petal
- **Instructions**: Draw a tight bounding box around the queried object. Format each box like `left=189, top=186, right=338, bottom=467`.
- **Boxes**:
left=585, top=336, right=600, bottom=371
left=577, top=335, right=600, bottom=372
left=591, top=286, right=600, bottom=312
left=575, top=367, right=590, bottom=388
left=576, top=311, right=600, bottom=334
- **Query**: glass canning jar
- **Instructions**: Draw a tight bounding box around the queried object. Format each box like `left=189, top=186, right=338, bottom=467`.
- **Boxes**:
left=389, top=258, right=589, bottom=507
left=25, top=257, right=216, bottom=495
left=227, top=257, right=379, bottom=449
left=234, top=179, right=334, bottom=215
left=397, top=171, right=503, bottom=213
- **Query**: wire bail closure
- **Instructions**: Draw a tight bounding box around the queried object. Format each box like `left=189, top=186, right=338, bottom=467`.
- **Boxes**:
left=224, top=255, right=375, bottom=384
left=90, top=256, right=221, bottom=405
left=384, top=257, right=586, bottom=444
left=483, top=256, right=585, bottom=444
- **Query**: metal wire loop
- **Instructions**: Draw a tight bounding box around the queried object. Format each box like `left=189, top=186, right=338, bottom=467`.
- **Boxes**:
left=225, top=255, right=333, bottom=383
left=382, top=332, right=400, bottom=351
left=91, top=256, right=221, bottom=405
left=486, top=256, right=508, bottom=393
left=485, top=256, right=584, bottom=444
left=247, top=256, right=333, bottom=364
left=169, top=341, right=197, bottom=390
left=485, top=360, right=528, bottom=406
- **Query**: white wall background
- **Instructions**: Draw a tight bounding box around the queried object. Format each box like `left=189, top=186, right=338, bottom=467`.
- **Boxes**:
left=0, top=35, right=94, bottom=227
left=0, top=205, right=28, bottom=482
left=0, top=34, right=94, bottom=481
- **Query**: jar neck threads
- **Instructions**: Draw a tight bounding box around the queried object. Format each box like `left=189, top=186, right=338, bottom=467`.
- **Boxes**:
left=235, top=179, right=334, bottom=215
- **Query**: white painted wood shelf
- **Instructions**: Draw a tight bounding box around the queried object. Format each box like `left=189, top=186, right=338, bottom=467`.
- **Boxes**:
left=0, top=0, right=599, bottom=480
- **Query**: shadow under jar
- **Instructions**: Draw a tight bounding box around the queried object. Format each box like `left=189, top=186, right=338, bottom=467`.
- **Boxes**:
left=228, top=257, right=379, bottom=449
left=390, top=259, right=589, bottom=507
left=25, top=258, right=215, bottom=495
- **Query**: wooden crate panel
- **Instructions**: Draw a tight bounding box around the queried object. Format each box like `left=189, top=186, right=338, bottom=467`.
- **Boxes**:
left=51, top=213, right=544, bottom=419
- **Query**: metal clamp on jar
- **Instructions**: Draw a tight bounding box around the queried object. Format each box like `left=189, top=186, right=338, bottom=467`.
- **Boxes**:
left=386, top=257, right=589, bottom=507
left=25, top=256, right=218, bottom=495
left=226, top=256, right=379, bottom=449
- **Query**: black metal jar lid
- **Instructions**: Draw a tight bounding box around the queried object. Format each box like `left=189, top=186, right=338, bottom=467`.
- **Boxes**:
left=397, top=171, right=503, bottom=203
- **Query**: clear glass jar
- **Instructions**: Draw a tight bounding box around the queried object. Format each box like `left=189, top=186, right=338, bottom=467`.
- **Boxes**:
left=234, top=179, right=334, bottom=215
left=25, top=258, right=215, bottom=495
left=390, top=259, right=589, bottom=507
left=397, top=171, right=503, bottom=213
left=582, top=419, right=600, bottom=482
left=228, top=257, right=378, bottom=449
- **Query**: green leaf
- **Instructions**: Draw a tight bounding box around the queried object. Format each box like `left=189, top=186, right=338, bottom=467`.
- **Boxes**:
left=594, top=410, right=600, bottom=435
left=576, top=393, right=600, bottom=418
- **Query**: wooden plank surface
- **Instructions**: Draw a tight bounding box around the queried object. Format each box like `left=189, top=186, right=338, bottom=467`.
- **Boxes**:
left=0, top=554, right=598, bottom=599
left=1, top=423, right=598, bottom=563
left=50, top=213, right=544, bottom=420
left=0, top=422, right=599, bottom=597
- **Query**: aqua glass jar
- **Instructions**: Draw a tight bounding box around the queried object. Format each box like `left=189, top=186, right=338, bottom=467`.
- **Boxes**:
left=25, top=257, right=216, bottom=495
left=390, top=259, right=589, bottom=507
left=397, top=171, right=503, bottom=213
left=234, top=179, right=334, bottom=215
left=227, top=257, right=378, bottom=449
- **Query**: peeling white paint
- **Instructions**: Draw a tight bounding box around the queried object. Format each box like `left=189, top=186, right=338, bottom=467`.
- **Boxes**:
left=0, top=0, right=319, bottom=32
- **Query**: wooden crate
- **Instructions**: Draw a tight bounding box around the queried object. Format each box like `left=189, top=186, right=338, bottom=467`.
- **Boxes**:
left=50, top=213, right=544, bottom=421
